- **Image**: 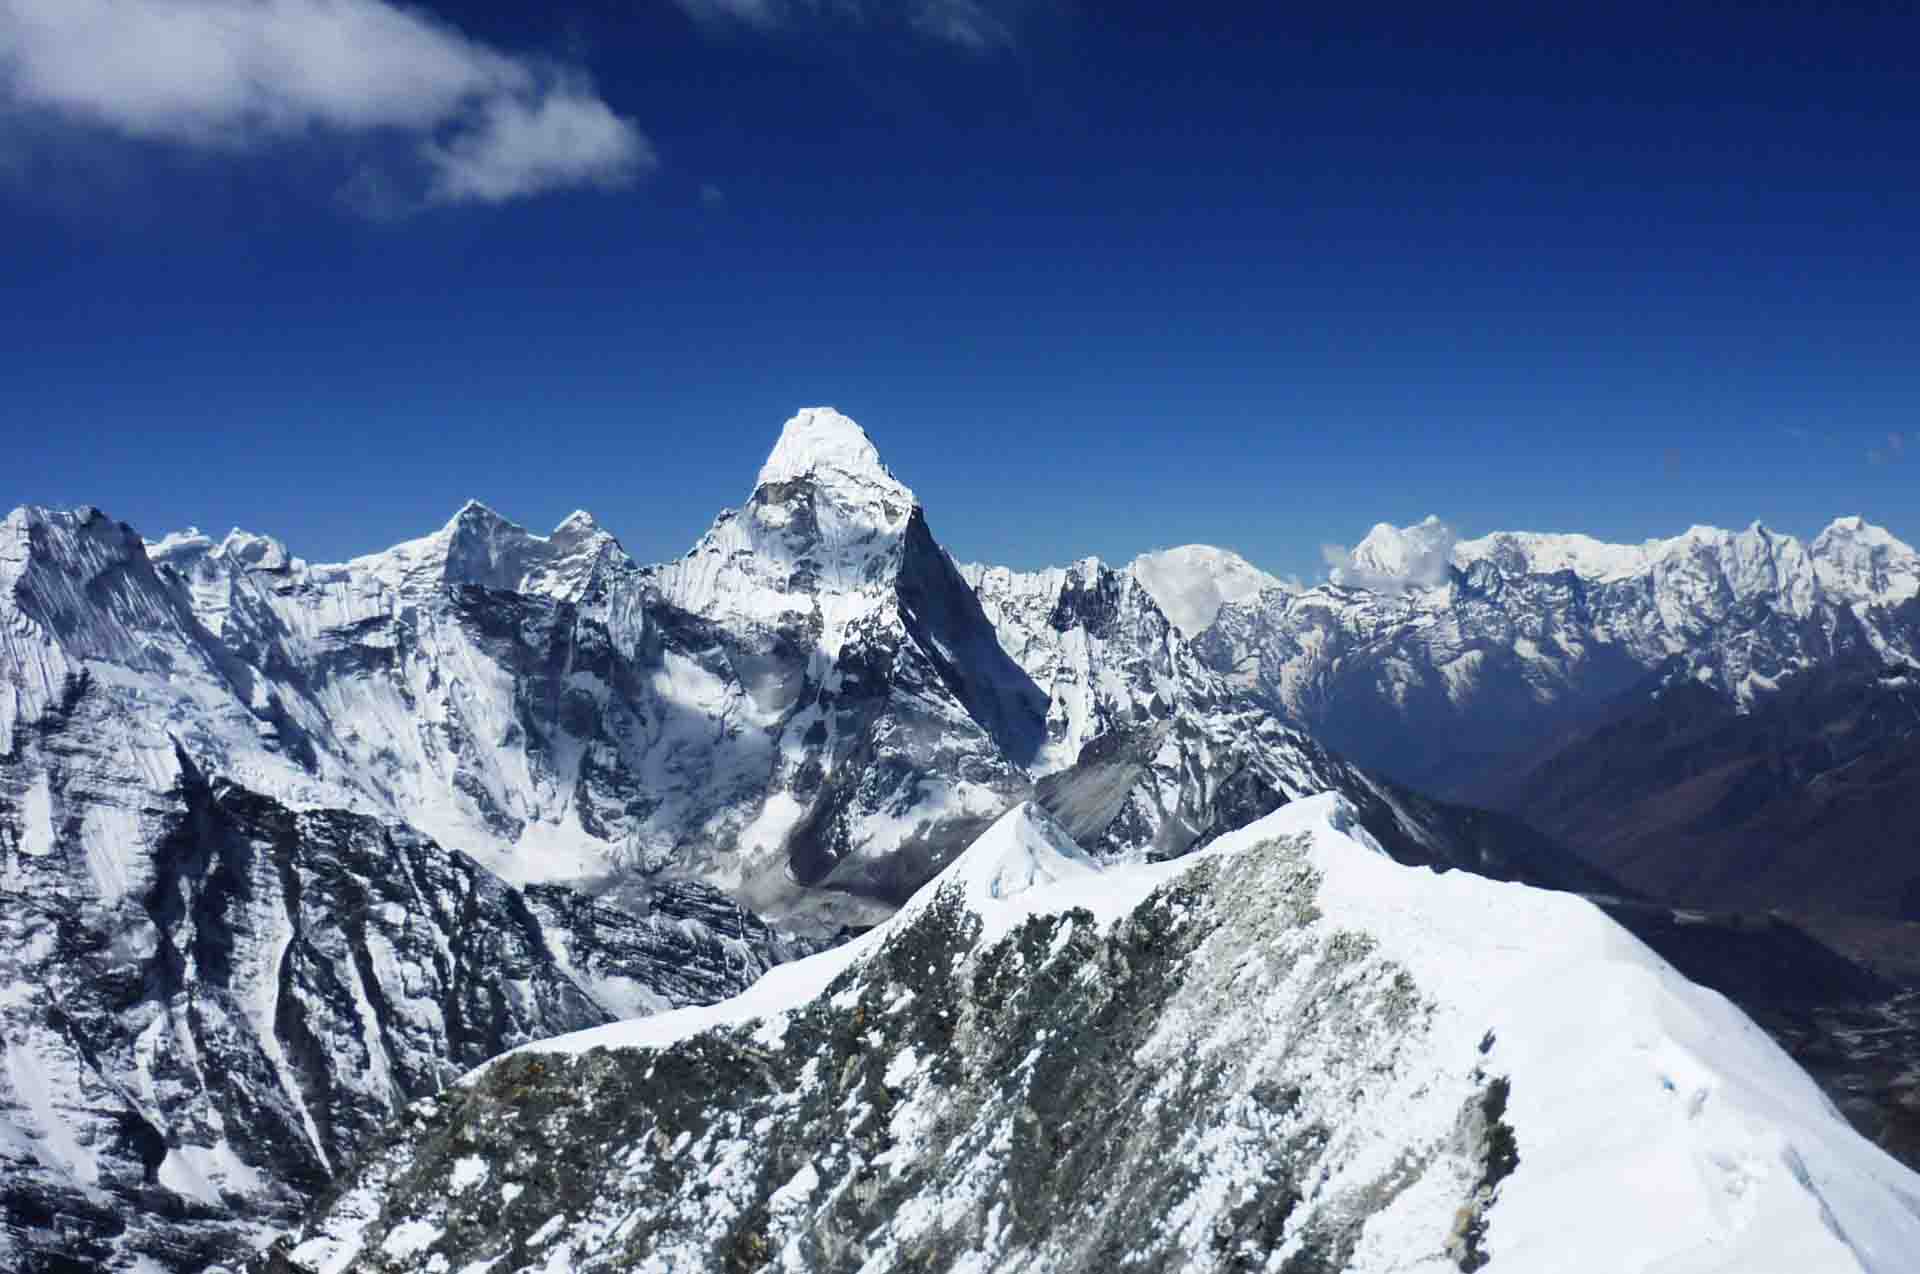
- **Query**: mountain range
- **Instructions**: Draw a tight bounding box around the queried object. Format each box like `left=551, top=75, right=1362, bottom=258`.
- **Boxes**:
left=5, top=407, right=1917, bottom=1271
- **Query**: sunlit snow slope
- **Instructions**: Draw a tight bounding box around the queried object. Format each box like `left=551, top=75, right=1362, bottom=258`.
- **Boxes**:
left=268, top=795, right=1920, bottom=1274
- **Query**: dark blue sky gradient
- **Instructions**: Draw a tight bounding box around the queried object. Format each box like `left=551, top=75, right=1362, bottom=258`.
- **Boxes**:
left=6, top=1, right=1919, bottom=580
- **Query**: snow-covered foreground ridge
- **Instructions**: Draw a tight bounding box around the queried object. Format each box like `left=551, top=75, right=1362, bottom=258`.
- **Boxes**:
left=271, top=795, right=1920, bottom=1274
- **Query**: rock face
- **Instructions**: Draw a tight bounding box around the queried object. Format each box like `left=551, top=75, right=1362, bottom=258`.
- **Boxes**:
left=645, top=406, right=1047, bottom=910
left=1176, top=517, right=1920, bottom=797
left=258, top=798, right=1920, bottom=1274
left=0, top=765, right=797, bottom=1274
left=4, top=410, right=1621, bottom=1271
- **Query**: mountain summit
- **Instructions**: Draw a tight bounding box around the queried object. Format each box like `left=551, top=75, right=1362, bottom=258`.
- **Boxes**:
left=754, top=405, right=904, bottom=495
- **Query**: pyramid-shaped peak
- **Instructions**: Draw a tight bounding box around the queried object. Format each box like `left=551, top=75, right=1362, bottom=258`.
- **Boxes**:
left=447, top=499, right=512, bottom=530
left=755, top=407, right=905, bottom=496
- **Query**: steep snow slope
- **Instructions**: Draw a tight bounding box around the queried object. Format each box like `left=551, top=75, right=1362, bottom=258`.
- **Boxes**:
left=264, top=796, right=1920, bottom=1274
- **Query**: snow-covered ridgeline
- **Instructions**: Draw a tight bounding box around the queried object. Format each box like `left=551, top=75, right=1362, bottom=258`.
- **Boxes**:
left=1165, top=514, right=1920, bottom=793
left=275, top=795, right=1920, bottom=1274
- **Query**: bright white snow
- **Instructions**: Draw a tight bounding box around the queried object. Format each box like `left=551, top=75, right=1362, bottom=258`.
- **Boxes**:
left=1129, top=544, right=1289, bottom=634
left=497, top=794, right=1920, bottom=1273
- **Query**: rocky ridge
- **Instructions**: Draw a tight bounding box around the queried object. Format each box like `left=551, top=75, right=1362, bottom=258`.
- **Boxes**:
left=259, top=797, right=1920, bottom=1274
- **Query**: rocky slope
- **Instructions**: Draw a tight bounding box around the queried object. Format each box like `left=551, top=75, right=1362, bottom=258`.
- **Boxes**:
left=1486, top=658, right=1920, bottom=922
left=1182, top=516, right=1920, bottom=797
left=0, top=764, right=797, bottom=1274
left=258, top=797, right=1920, bottom=1274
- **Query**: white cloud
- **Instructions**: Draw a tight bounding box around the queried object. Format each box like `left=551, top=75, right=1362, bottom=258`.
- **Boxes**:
left=1321, top=516, right=1458, bottom=594
left=910, top=0, right=1012, bottom=49
left=671, top=0, right=1021, bottom=49
left=0, top=0, right=648, bottom=207
left=424, top=82, right=652, bottom=204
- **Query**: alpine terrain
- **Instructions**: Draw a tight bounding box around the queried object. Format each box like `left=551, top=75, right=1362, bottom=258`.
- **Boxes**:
left=261, top=797, right=1920, bottom=1274
left=1182, top=515, right=1920, bottom=801
left=5, top=408, right=1914, bottom=1271
left=0, top=409, right=1651, bottom=1272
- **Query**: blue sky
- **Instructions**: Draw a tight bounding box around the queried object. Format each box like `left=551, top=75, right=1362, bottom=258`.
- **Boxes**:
left=5, top=1, right=1918, bottom=582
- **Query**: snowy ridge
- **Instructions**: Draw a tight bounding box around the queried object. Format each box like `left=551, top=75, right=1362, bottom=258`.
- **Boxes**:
left=274, top=794, right=1920, bottom=1274
left=1452, top=516, right=1918, bottom=607
left=343, top=501, right=632, bottom=604
left=1191, top=513, right=1920, bottom=791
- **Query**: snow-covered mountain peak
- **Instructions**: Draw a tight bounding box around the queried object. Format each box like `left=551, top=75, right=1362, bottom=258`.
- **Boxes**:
left=1129, top=543, right=1287, bottom=633
left=662, top=408, right=926, bottom=613
left=343, top=500, right=630, bottom=604
left=552, top=508, right=602, bottom=536
left=219, top=528, right=293, bottom=572
left=1812, top=515, right=1920, bottom=605
left=290, top=790, right=1920, bottom=1274
left=755, top=406, right=906, bottom=498
left=1451, top=529, right=1656, bottom=582
left=1332, top=514, right=1457, bottom=591
left=4, top=504, right=160, bottom=612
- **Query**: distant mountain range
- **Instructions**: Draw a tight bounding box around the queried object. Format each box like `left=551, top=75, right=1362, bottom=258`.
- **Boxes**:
left=1178, top=513, right=1919, bottom=799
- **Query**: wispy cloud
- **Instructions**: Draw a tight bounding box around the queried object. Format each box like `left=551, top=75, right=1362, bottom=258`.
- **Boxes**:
left=671, top=0, right=1023, bottom=49
left=0, top=0, right=650, bottom=210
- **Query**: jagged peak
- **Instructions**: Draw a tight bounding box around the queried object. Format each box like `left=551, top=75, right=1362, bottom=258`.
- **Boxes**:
left=446, top=498, right=511, bottom=531
left=218, top=528, right=292, bottom=572
left=1810, top=515, right=1920, bottom=605
left=754, top=407, right=910, bottom=500
left=7, top=503, right=110, bottom=534
left=341, top=500, right=631, bottom=602
left=1329, top=515, right=1457, bottom=592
